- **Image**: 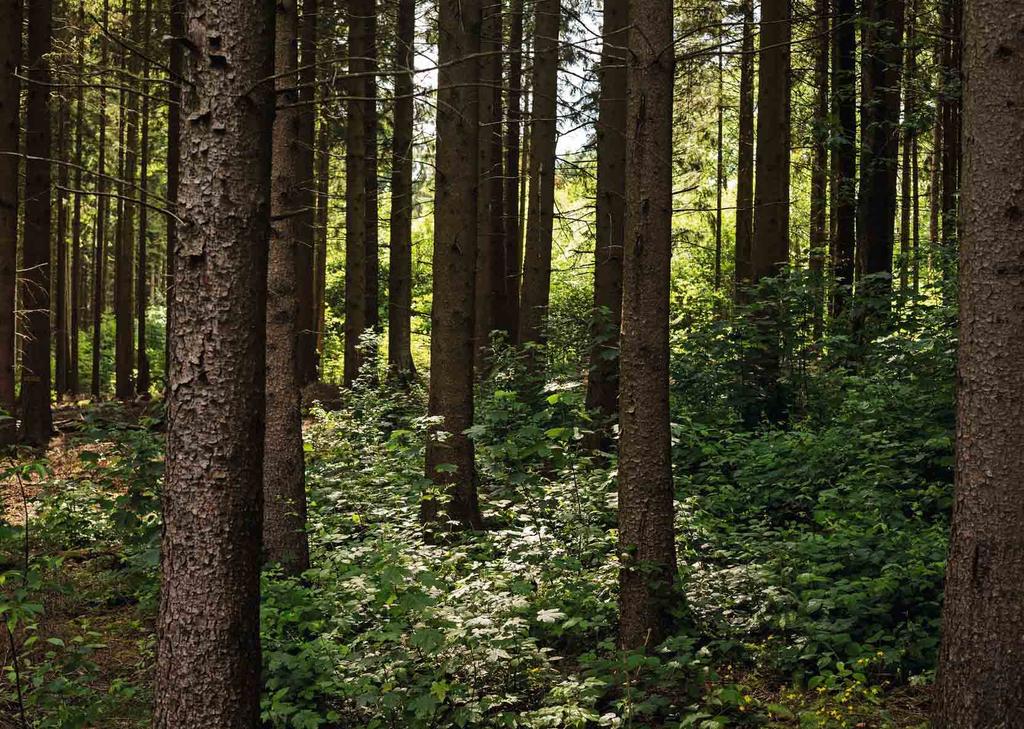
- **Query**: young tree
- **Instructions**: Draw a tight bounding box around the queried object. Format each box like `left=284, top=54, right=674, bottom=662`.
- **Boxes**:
left=20, top=0, right=54, bottom=445
left=422, top=0, right=483, bottom=530
left=733, top=0, right=754, bottom=299
left=264, top=0, right=310, bottom=575
left=154, top=0, right=273, bottom=724
left=617, top=0, right=677, bottom=651
left=0, top=0, right=20, bottom=443
left=934, top=1, right=1024, bottom=723
left=809, top=0, right=829, bottom=334
left=388, top=0, right=417, bottom=379
left=584, top=0, right=628, bottom=442
left=517, top=0, right=559, bottom=345
left=55, top=94, right=69, bottom=397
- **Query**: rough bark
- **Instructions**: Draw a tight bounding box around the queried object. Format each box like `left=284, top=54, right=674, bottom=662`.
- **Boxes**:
left=938, top=0, right=961, bottom=281
left=388, top=0, right=417, bottom=379
left=617, top=0, right=676, bottom=651
left=264, top=0, right=310, bottom=576
left=809, top=0, right=829, bottom=335
left=422, top=0, right=483, bottom=530
left=0, top=0, right=20, bottom=443
left=165, top=0, right=182, bottom=383
left=831, top=0, right=857, bottom=316
left=153, top=0, right=273, bottom=725
left=20, top=0, right=53, bottom=445
left=136, top=0, right=152, bottom=396
left=517, top=0, right=560, bottom=345
left=92, top=0, right=110, bottom=397
left=502, top=0, right=525, bottom=339
left=295, top=0, right=318, bottom=385
left=934, top=1, right=1024, bottom=722
left=733, top=0, right=754, bottom=300
left=585, top=0, right=627, bottom=442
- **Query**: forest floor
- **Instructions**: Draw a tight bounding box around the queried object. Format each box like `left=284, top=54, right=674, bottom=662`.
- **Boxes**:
left=0, top=374, right=942, bottom=728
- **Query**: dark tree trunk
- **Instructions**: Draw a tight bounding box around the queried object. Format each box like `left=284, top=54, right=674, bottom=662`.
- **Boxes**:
left=733, top=0, right=754, bottom=300
left=314, top=99, right=329, bottom=369
left=809, top=0, right=829, bottom=335
left=92, top=0, right=110, bottom=397
left=517, top=0, right=559, bottom=345
left=20, top=0, right=53, bottom=445
left=938, top=0, right=961, bottom=282
left=585, top=0, right=627, bottom=442
left=55, top=95, right=69, bottom=398
left=934, top=0, right=1024, bottom=722
left=295, top=0, right=318, bottom=386
left=422, top=0, right=483, bottom=530
left=617, top=0, right=676, bottom=651
left=165, top=0, right=183, bottom=385
left=0, top=0, right=20, bottom=443
left=502, top=0, right=525, bottom=339
left=831, top=0, right=857, bottom=316
left=135, top=0, right=152, bottom=396
left=388, top=0, right=417, bottom=379
left=70, top=0, right=84, bottom=395
left=363, top=1, right=380, bottom=354
left=154, top=0, right=273, bottom=725
left=264, top=0, right=310, bottom=575
left=714, top=18, right=723, bottom=290
left=899, top=0, right=915, bottom=306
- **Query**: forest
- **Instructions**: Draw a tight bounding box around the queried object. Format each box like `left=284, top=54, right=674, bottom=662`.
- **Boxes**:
left=0, top=0, right=1020, bottom=725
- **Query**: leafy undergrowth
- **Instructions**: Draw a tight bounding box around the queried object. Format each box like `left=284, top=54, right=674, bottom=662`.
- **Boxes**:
left=0, top=324, right=949, bottom=727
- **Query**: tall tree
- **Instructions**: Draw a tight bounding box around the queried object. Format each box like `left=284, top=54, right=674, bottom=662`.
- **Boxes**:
left=938, top=0, right=961, bottom=281
left=70, top=0, right=85, bottom=394
left=295, top=0, right=318, bottom=385
left=584, top=0, right=627, bottom=442
left=422, top=0, right=483, bottom=529
left=831, top=0, right=857, bottom=316
left=733, top=0, right=754, bottom=299
left=165, top=0, right=183, bottom=381
left=0, top=0, right=20, bottom=443
left=517, top=0, right=560, bottom=345
left=264, top=0, right=310, bottom=575
left=20, top=0, right=54, bottom=445
left=154, top=0, right=273, bottom=724
left=617, top=0, right=676, bottom=651
left=92, top=0, right=110, bottom=397
left=388, top=0, right=417, bottom=378
left=809, top=0, right=829, bottom=334
left=502, top=0, right=525, bottom=338
left=362, top=0, right=380, bottom=357
left=934, top=0, right=1024, bottom=722
left=898, top=0, right=916, bottom=305
left=135, top=0, right=152, bottom=395
left=55, top=92, right=69, bottom=397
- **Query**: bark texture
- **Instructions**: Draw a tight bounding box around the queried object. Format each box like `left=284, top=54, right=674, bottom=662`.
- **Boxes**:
left=154, top=0, right=273, bottom=724
left=0, top=0, right=21, bottom=443
left=422, top=0, right=483, bottom=529
left=617, top=0, right=677, bottom=651
left=502, top=0, right=525, bottom=339
left=295, top=0, right=318, bottom=385
left=165, top=0, right=183, bottom=381
left=733, top=0, right=754, bottom=299
left=934, top=1, right=1024, bottom=725
left=831, top=0, right=857, bottom=316
left=264, top=0, right=310, bottom=575
left=92, top=0, right=110, bottom=396
left=809, top=0, right=829, bottom=334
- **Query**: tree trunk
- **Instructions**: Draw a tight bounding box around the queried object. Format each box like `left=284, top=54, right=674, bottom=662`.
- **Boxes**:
left=20, top=0, right=53, bottom=445
left=363, top=1, right=380, bottom=357
left=938, top=0, right=961, bottom=283
left=0, top=0, right=20, bottom=443
left=934, top=1, right=1024, bottom=722
left=154, top=0, right=273, bottom=724
left=92, top=0, right=110, bottom=397
left=388, top=0, right=417, bottom=379
left=585, top=0, right=627, bottom=442
left=422, top=0, right=483, bottom=530
left=314, top=97, right=330, bottom=369
left=295, top=0, right=318, bottom=386
left=264, top=0, right=310, bottom=576
left=165, top=0, right=183, bottom=385
left=831, top=0, right=857, bottom=316
left=809, top=0, right=829, bottom=336
left=135, top=0, right=152, bottom=396
left=517, top=0, right=560, bottom=345
left=70, top=0, right=84, bottom=395
left=502, top=0, right=525, bottom=339
left=733, top=0, right=754, bottom=300
left=55, top=94, right=69, bottom=398
left=714, top=18, right=723, bottom=290
left=617, top=0, right=676, bottom=651
left=899, top=0, right=915, bottom=308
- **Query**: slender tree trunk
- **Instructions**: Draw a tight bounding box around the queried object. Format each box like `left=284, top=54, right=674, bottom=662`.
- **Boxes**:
left=154, top=0, right=273, bottom=724
left=264, top=0, right=310, bottom=575
left=20, top=0, right=53, bottom=445
left=714, top=17, right=723, bottom=291
left=733, top=0, right=754, bottom=299
left=938, top=0, right=961, bottom=283
left=934, top=0, right=1024, bottom=721
left=617, top=0, right=676, bottom=651
left=70, top=0, right=84, bottom=395
left=0, top=0, right=20, bottom=443
left=809, top=0, right=829, bottom=335
left=502, top=0, right=525, bottom=338
left=517, top=0, right=560, bottom=345
left=422, top=0, right=483, bottom=530
left=831, top=0, right=857, bottom=316
left=363, top=0, right=380, bottom=358
left=165, top=0, right=182, bottom=385
left=295, top=0, right=318, bottom=385
left=135, top=0, right=152, bottom=396
left=585, top=0, right=627, bottom=442
left=55, top=94, right=69, bottom=398
left=314, top=100, right=329, bottom=368
left=899, top=0, right=916, bottom=308
left=92, top=0, right=110, bottom=397
left=388, top=0, right=417, bottom=379
left=911, top=132, right=920, bottom=294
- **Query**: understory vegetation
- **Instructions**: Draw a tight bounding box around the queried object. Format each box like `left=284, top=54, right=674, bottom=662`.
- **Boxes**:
left=0, top=287, right=949, bottom=728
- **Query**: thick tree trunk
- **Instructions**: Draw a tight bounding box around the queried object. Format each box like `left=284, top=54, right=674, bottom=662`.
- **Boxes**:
left=135, top=0, right=152, bottom=396
left=934, top=1, right=1024, bottom=722
left=20, top=0, right=53, bottom=445
left=809, top=0, right=829, bottom=335
left=153, top=0, right=273, bottom=725
left=92, top=0, right=110, bottom=397
left=617, top=0, right=676, bottom=651
left=0, top=0, right=20, bottom=443
left=502, top=0, right=525, bottom=339
left=585, top=0, right=627, bottom=442
left=831, top=0, right=857, bottom=316
left=733, top=0, right=754, bottom=300
left=264, top=0, right=310, bottom=575
left=295, top=0, right=318, bottom=386
left=517, top=0, right=559, bottom=345
left=422, top=0, right=483, bottom=530
left=388, top=0, right=417, bottom=379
